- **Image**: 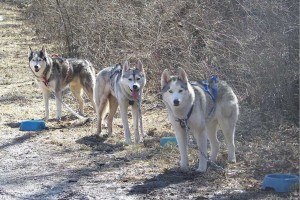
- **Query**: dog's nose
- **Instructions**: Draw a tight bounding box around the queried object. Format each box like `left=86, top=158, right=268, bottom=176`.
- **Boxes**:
left=173, top=99, right=180, bottom=106
left=34, top=65, right=39, bottom=69
left=133, top=84, right=139, bottom=90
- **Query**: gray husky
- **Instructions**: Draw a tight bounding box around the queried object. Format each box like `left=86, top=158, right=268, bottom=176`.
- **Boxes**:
left=161, top=68, right=239, bottom=172
left=28, top=46, right=96, bottom=120
left=94, top=61, right=146, bottom=144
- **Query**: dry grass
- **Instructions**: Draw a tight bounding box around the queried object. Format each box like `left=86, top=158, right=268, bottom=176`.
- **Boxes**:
left=0, top=1, right=298, bottom=199
left=26, top=0, right=299, bottom=124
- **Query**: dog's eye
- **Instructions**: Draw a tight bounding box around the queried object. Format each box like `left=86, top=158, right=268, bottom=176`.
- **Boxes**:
left=169, top=90, right=173, bottom=93
left=136, top=77, right=140, bottom=81
left=128, top=78, right=132, bottom=81
left=179, top=89, right=183, bottom=93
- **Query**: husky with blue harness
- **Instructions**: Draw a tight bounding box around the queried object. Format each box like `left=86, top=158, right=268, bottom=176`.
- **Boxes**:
left=161, top=68, right=239, bottom=172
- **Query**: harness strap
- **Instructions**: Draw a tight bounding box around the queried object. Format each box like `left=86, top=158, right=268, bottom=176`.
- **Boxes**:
left=203, top=83, right=216, bottom=102
left=62, top=60, right=71, bottom=84
left=110, top=63, right=122, bottom=79
left=191, top=77, right=218, bottom=118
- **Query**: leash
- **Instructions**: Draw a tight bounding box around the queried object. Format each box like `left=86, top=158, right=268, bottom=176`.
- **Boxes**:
left=46, top=86, right=86, bottom=120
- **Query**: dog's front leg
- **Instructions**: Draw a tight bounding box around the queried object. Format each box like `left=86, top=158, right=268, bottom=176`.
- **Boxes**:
left=42, top=90, right=51, bottom=120
left=174, top=125, right=189, bottom=171
left=132, top=103, right=140, bottom=143
left=55, top=91, right=62, bottom=121
left=193, top=129, right=208, bottom=172
left=119, top=101, right=132, bottom=144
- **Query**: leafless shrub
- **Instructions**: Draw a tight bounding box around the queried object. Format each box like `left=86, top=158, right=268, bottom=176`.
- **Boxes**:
left=26, top=0, right=299, bottom=124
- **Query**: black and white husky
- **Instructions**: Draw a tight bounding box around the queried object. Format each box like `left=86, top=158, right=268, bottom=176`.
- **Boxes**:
left=161, top=68, right=239, bottom=172
left=94, top=61, right=146, bottom=144
left=28, top=46, right=96, bottom=120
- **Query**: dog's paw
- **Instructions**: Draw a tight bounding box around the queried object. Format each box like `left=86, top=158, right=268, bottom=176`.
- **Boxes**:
left=227, top=151, right=236, bottom=163
left=99, top=132, right=109, bottom=138
left=228, top=158, right=236, bottom=163
left=95, top=130, right=101, bottom=135
left=179, top=162, right=189, bottom=172
left=179, top=166, right=189, bottom=172
left=125, top=139, right=133, bottom=145
left=134, top=135, right=142, bottom=144
left=141, top=132, right=148, bottom=137
left=138, top=138, right=144, bottom=144
left=107, top=132, right=116, bottom=137
left=196, top=167, right=207, bottom=173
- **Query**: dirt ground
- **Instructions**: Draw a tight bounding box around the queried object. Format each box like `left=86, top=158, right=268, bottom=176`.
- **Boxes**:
left=0, top=2, right=299, bottom=200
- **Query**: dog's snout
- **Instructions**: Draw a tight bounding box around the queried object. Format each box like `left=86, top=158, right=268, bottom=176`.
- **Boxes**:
left=173, top=99, right=180, bottom=106
left=34, top=65, right=39, bottom=69
left=133, top=84, right=139, bottom=90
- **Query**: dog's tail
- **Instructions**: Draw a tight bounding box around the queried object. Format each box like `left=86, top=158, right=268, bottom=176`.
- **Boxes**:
left=94, top=77, right=109, bottom=121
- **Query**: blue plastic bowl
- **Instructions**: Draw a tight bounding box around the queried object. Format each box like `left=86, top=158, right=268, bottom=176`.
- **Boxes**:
left=19, top=120, right=46, bottom=131
left=262, top=173, right=299, bottom=192
left=160, top=136, right=177, bottom=146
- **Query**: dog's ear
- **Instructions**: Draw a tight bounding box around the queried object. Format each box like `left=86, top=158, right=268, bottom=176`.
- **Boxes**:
left=41, top=46, right=48, bottom=57
left=136, top=60, right=144, bottom=73
left=178, top=67, right=188, bottom=83
left=28, top=46, right=33, bottom=58
left=122, top=61, right=130, bottom=73
left=161, top=69, right=171, bottom=89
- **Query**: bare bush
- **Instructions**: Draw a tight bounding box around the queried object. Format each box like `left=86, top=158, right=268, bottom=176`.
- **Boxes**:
left=26, top=0, right=299, bottom=124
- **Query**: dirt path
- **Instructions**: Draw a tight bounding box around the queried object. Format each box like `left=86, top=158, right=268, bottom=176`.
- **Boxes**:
left=0, top=2, right=298, bottom=200
left=0, top=3, right=134, bottom=199
left=0, top=3, right=181, bottom=200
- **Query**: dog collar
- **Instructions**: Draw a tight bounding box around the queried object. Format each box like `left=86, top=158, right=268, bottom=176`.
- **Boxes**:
left=28, top=65, right=49, bottom=87
left=42, top=76, right=49, bottom=87
left=175, top=104, right=194, bottom=130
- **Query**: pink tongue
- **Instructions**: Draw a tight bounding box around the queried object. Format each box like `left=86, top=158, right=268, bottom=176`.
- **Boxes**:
left=132, top=90, right=139, bottom=101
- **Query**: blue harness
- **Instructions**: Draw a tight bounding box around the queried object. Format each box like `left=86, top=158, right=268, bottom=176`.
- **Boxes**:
left=201, top=75, right=218, bottom=102
left=191, top=75, right=218, bottom=117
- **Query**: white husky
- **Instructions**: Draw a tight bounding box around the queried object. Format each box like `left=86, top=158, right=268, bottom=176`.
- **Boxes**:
left=161, top=68, right=239, bottom=172
left=94, top=61, right=146, bottom=144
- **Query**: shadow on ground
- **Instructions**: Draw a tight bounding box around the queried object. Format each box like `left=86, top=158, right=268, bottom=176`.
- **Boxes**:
left=76, top=134, right=125, bottom=153
left=0, top=131, right=40, bottom=150
left=128, top=168, right=200, bottom=195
